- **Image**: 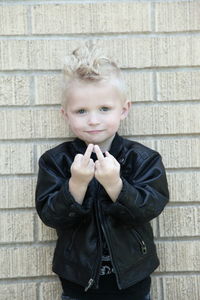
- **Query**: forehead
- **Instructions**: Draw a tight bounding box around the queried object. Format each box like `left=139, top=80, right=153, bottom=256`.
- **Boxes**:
left=67, top=80, right=123, bottom=103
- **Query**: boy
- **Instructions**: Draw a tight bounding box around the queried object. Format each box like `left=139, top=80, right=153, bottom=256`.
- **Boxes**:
left=35, top=43, right=169, bottom=300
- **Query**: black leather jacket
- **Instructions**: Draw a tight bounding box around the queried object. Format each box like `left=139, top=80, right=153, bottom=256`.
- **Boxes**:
left=35, top=133, right=169, bottom=291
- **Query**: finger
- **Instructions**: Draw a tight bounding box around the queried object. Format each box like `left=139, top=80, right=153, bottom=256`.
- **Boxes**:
left=83, top=144, right=94, bottom=163
left=94, top=145, right=104, bottom=162
left=105, top=151, right=119, bottom=166
left=74, top=153, right=83, bottom=161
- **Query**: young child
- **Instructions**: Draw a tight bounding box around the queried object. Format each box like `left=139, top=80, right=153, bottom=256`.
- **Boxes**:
left=35, top=43, right=169, bottom=300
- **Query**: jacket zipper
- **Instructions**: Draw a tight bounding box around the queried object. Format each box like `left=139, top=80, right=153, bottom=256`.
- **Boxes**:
left=132, top=229, right=147, bottom=255
left=97, top=198, right=122, bottom=290
left=84, top=180, right=102, bottom=292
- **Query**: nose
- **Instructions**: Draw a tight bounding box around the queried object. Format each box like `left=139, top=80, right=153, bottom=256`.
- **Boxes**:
left=87, top=112, right=100, bottom=126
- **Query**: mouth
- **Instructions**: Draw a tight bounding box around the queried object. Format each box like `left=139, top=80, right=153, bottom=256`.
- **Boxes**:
left=85, top=130, right=104, bottom=134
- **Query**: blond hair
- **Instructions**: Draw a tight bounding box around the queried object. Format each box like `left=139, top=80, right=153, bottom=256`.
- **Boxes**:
left=61, top=41, right=126, bottom=108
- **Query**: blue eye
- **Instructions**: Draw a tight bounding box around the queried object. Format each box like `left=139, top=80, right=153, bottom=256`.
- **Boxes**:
left=77, top=109, right=86, bottom=114
left=100, top=107, right=110, bottom=112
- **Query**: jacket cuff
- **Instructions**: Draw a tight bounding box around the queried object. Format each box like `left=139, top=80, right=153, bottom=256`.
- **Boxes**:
left=62, top=180, right=92, bottom=218
left=104, top=178, right=136, bottom=224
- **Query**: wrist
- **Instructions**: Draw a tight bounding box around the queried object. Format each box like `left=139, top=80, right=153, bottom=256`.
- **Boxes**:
left=69, top=177, right=89, bottom=189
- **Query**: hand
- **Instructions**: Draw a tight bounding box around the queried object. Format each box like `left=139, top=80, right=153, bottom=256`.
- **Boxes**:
left=94, top=145, right=122, bottom=190
left=70, top=144, right=95, bottom=187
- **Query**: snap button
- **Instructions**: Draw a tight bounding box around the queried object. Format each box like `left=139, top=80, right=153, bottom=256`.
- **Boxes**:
left=68, top=212, right=76, bottom=217
left=119, top=157, right=125, bottom=163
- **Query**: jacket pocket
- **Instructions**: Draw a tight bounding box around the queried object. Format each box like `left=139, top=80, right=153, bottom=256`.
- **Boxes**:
left=131, top=229, right=147, bottom=255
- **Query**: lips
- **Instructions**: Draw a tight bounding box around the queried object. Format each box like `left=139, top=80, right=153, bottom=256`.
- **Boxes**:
left=86, top=130, right=104, bottom=134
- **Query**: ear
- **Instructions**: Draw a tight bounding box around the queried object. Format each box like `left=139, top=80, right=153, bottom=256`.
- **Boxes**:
left=120, top=100, right=131, bottom=120
left=61, top=107, right=68, bottom=122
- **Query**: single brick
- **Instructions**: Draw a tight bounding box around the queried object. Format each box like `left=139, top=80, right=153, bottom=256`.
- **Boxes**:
left=155, top=2, right=200, bottom=32
left=121, top=104, right=200, bottom=135
left=32, top=2, right=151, bottom=34
left=157, top=71, right=200, bottom=101
left=157, top=241, right=200, bottom=272
left=122, top=72, right=154, bottom=102
left=157, top=139, right=200, bottom=169
left=0, top=246, right=54, bottom=278
left=163, top=276, right=200, bottom=300
left=0, top=177, right=36, bottom=208
left=0, top=40, right=30, bottom=70
left=35, top=75, right=62, bottom=105
left=0, top=282, right=37, bottom=300
left=0, top=76, right=30, bottom=106
left=0, top=5, right=28, bottom=35
left=167, top=172, right=200, bottom=203
left=0, top=211, right=34, bottom=243
left=0, top=144, right=34, bottom=174
left=158, top=206, right=200, bottom=237
left=0, top=110, right=32, bottom=139
left=40, top=280, right=62, bottom=300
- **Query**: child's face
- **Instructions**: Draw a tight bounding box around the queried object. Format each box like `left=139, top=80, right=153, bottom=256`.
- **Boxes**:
left=62, top=81, right=130, bottom=150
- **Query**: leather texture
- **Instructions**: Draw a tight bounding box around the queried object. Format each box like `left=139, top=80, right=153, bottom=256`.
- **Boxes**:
left=35, top=133, right=169, bottom=290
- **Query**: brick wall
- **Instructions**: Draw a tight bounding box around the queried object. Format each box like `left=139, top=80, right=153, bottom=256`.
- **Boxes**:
left=0, top=1, right=200, bottom=299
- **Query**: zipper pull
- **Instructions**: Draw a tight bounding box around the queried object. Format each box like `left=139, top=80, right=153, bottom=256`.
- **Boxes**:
left=84, top=278, right=94, bottom=292
left=141, top=242, right=147, bottom=255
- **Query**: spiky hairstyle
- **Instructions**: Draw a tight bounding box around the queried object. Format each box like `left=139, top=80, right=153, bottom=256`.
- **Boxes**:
left=61, top=41, right=126, bottom=108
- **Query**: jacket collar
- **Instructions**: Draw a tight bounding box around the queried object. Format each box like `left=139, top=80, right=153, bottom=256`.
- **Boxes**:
left=71, top=133, right=124, bottom=158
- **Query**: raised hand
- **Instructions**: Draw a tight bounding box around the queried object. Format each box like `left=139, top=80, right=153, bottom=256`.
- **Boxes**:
left=94, top=145, right=122, bottom=201
left=70, top=144, right=95, bottom=186
left=69, top=144, right=95, bottom=204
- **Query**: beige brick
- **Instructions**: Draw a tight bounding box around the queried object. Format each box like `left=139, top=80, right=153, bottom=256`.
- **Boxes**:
left=152, top=36, right=200, bottom=67
left=151, top=276, right=162, bottom=300
left=32, top=109, right=69, bottom=138
left=158, top=206, right=200, bottom=237
left=0, top=144, right=34, bottom=174
left=155, top=2, right=200, bottom=32
left=35, top=75, right=62, bottom=105
left=121, top=104, right=200, bottom=136
left=0, top=76, right=30, bottom=106
left=0, top=109, right=70, bottom=139
left=163, top=276, right=200, bottom=300
left=157, top=71, right=200, bottom=101
left=1, top=37, right=200, bottom=70
left=32, top=2, right=150, bottom=34
left=157, top=139, right=200, bottom=169
left=122, top=72, right=154, bottom=102
left=0, top=5, right=28, bottom=35
left=35, top=72, right=153, bottom=106
left=157, top=241, right=200, bottom=272
left=0, top=177, right=36, bottom=208
left=0, top=282, right=37, bottom=300
left=37, top=216, right=57, bottom=242
left=0, top=110, right=32, bottom=139
left=0, top=246, right=54, bottom=278
left=0, top=211, right=34, bottom=243
left=0, top=40, right=30, bottom=70
left=167, top=172, right=200, bottom=203
left=40, top=280, right=62, bottom=300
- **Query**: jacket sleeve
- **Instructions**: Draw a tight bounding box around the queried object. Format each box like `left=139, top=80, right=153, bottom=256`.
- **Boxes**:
left=35, top=152, right=91, bottom=230
left=105, top=152, right=169, bottom=226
